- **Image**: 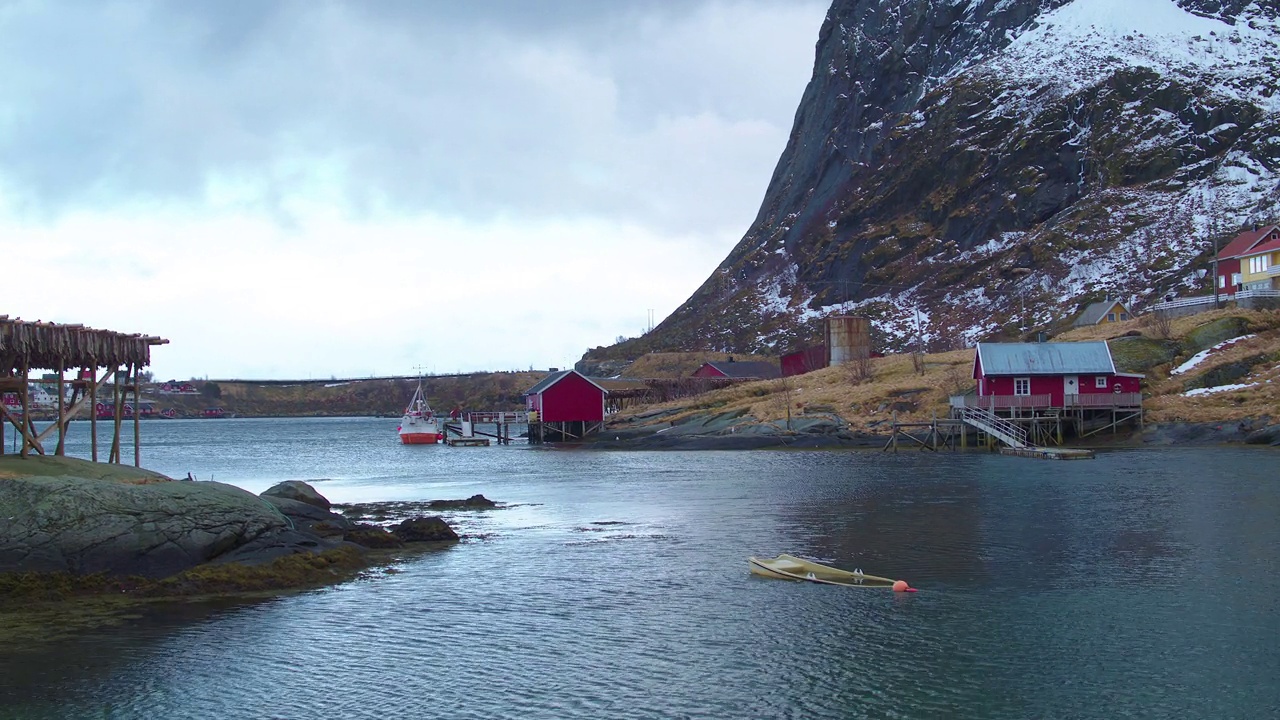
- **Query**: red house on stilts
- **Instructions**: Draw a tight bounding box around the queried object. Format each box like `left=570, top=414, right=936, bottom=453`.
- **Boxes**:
left=524, top=369, right=608, bottom=443
left=950, top=341, right=1144, bottom=441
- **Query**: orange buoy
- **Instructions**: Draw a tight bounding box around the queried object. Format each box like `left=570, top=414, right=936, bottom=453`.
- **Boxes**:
left=892, top=580, right=916, bottom=593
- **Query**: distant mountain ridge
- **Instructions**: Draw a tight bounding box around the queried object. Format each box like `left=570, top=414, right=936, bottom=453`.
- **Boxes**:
left=583, top=0, right=1279, bottom=366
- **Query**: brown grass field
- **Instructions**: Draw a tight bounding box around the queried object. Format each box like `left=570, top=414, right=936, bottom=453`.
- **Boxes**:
left=610, top=307, right=1280, bottom=430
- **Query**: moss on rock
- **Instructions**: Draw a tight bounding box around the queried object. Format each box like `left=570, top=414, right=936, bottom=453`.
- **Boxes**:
left=1108, top=336, right=1180, bottom=373
left=1182, top=317, right=1253, bottom=355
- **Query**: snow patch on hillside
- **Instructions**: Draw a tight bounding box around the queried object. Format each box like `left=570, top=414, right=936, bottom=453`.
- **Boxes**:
left=1171, top=334, right=1257, bottom=374
left=972, top=0, right=1280, bottom=115
left=1182, top=382, right=1254, bottom=396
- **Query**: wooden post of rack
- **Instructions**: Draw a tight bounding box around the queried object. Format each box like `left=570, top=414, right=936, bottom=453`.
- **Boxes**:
left=56, top=368, right=67, bottom=455
left=110, top=369, right=122, bottom=464
left=90, top=363, right=99, bottom=462
left=132, top=363, right=141, bottom=467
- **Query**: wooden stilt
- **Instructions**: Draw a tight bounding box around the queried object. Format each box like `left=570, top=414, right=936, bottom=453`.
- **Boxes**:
left=19, top=362, right=29, bottom=458
left=132, top=363, right=141, bottom=467
left=90, top=364, right=99, bottom=462
left=110, top=368, right=122, bottom=464
left=56, top=368, right=67, bottom=455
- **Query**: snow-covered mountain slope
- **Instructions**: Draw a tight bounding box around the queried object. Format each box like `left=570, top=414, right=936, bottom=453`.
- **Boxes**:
left=583, top=0, right=1280, bottom=366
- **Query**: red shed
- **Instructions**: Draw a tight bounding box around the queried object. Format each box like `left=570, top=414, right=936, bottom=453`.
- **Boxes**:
left=524, top=369, right=607, bottom=423
left=782, top=345, right=827, bottom=377
left=972, top=341, right=1142, bottom=408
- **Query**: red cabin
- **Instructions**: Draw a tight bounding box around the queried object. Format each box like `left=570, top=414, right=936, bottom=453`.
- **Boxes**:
left=524, top=369, right=606, bottom=423
left=968, top=341, right=1142, bottom=410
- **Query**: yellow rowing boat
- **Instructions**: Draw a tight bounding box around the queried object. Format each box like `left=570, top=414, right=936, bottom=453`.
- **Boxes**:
left=748, top=553, right=915, bottom=591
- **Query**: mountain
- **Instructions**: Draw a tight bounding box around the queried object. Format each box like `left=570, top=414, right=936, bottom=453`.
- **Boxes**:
left=583, top=0, right=1280, bottom=367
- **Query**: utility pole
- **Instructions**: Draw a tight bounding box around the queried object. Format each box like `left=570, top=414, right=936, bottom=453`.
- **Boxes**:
left=1212, top=233, right=1220, bottom=309
left=1208, top=188, right=1222, bottom=309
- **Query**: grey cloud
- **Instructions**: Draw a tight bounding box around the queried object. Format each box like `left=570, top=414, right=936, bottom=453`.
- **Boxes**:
left=0, top=0, right=826, bottom=235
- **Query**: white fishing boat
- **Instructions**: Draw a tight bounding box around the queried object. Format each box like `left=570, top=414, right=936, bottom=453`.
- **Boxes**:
left=398, top=378, right=442, bottom=445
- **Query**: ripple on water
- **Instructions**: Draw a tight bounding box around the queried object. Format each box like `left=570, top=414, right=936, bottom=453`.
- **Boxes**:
left=4, top=433, right=1280, bottom=719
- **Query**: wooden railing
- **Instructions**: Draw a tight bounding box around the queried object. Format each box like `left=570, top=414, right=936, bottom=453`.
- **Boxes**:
left=950, top=394, right=1051, bottom=410
left=1065, top=393, right=1143, bottom=409
left=951, top=393, right=1142, bottom=410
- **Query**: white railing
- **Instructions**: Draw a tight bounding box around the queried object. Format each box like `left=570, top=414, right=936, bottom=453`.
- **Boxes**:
left=463, top=411, right=530, bottom=424
left=1149, top=289, right=1280, bottom=312
left=957, top=406, right=1027, bottom=448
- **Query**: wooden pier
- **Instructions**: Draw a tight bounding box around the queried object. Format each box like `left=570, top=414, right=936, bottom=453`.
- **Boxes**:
left=443, top=411, right=527, bottom=445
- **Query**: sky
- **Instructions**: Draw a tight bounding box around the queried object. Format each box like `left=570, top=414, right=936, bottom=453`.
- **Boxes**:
left=0, top=0, right=828, bottom=380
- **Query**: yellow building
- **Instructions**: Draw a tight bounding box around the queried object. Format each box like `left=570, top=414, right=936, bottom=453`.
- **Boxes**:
left=1239, top=236, right=1280, bottom=291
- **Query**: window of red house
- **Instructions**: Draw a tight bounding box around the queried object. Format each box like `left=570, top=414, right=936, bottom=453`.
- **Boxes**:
left=1014, top=378, right=1030, bottom=396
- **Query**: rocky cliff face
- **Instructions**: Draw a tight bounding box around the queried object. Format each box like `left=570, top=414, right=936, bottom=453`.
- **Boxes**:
left=586, top=0, right=1280, bottom=364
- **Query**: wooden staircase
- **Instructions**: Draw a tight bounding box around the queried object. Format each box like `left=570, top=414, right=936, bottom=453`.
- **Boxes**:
left=956, top=407, right=1028, bottom=449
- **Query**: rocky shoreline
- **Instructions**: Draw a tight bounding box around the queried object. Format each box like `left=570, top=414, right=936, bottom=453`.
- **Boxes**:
left=0, top=457, right=497, bottom=609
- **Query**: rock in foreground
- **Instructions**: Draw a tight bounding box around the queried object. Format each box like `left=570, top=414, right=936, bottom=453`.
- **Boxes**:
left=0, top=457, right=460, bottom=589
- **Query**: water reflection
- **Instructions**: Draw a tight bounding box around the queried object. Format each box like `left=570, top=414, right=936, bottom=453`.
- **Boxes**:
left=1, top=422, right=1278, bottom=719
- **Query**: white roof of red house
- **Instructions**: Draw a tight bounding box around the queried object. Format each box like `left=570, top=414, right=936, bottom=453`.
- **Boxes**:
left=975, top=341, right=1116, bottom=376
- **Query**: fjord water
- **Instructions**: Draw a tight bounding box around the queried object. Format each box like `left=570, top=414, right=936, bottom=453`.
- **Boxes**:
left=3, top=418, right=1278, bottom=719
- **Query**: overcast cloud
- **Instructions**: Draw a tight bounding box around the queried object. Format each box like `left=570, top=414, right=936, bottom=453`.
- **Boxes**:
left=0, top=0, right=827, bottom=379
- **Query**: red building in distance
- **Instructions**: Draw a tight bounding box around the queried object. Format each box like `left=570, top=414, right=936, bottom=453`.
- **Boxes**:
left=524, top=369, right=607, bottom=423
left=691, top=359, right=780, bottom=380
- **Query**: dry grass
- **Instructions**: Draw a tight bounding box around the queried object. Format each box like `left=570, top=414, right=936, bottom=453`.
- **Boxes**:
left=611, top=308, right=1280, bottom=430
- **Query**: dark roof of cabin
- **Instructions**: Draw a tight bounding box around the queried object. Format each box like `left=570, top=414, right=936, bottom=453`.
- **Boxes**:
left=699, top=361, right=780, bottom=379
left=523, top=369, right=608, bottom=396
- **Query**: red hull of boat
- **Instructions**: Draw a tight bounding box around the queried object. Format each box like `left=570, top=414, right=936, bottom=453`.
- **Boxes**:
left=400, top=433, right=442, bottom=445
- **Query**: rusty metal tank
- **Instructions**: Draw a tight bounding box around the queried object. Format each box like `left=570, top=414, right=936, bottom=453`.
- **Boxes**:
left=825, top=316, right=870, bottom=366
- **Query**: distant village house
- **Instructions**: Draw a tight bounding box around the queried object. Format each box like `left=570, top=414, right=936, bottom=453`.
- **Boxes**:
left=1072, top=299, right=1132, bottom=327
left=691, top=358, right=780, bottom=380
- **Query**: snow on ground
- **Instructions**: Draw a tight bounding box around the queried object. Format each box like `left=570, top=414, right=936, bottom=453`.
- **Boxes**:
left=1171, top=334, right=1256, bottom=375
left=1182, top=382, right=1254, bottom=397
left=971, top=0, right=1280, bottom=116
